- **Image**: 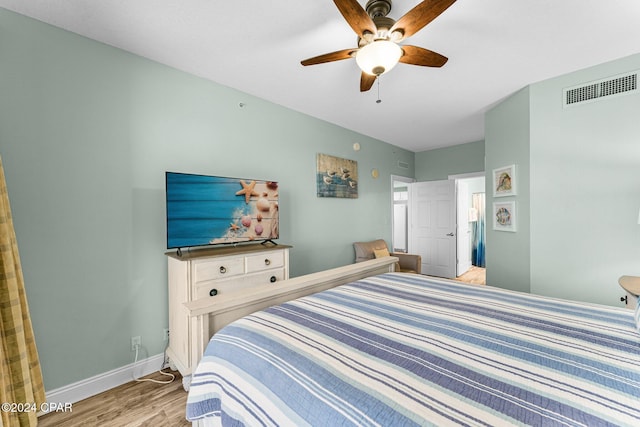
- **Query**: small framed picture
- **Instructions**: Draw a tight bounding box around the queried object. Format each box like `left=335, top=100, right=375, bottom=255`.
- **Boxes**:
left=493, top=164, right=516, bottom=197
left=493, top=201, right=516, bottom=232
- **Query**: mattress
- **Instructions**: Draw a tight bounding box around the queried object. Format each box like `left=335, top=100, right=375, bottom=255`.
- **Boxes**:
left=186, top=273, right=640, bottom=426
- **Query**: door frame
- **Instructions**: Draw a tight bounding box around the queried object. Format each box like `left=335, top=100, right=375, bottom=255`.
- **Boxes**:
left=390, top=175, right=415, bottom=253
left=449, top=171, right=486, bottom=276
left=393, top=172, right=485, bottom=277
left=456, top=180, right=472, bottom=276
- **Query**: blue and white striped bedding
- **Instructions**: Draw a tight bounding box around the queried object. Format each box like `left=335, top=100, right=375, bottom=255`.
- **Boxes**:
left=186, top=273, right=640, bottom=426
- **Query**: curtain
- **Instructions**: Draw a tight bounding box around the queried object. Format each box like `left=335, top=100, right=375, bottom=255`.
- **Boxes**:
left=0, top=156, right=45, bottom=427
left=471, top=193, right=486, bottom=268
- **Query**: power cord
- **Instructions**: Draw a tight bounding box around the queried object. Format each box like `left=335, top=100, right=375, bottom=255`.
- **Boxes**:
left=131, top=337, right=175, bottom=384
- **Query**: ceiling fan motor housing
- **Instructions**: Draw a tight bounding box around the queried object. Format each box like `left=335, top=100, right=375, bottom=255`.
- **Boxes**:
left=359, top=0, right=396, bottom=47
left=366, top=0, right=392, bottom=18
left=359, top=14, right=396, bottom=47
left=373, top=16, right=395, bottom=34
left=368, top=1, right=399, bottom=43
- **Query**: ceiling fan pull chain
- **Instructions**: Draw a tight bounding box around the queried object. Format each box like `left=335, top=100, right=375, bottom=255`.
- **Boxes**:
left=376, top=77, right=382, bottom=104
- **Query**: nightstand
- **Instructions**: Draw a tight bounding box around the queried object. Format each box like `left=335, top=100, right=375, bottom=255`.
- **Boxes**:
left=618, top=275, right=640, bottom=309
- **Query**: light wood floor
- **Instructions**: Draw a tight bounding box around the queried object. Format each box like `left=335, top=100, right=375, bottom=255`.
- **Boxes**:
left=38, top=370, right=190, bottom=427
left=456, top=266, right=486, bottom=285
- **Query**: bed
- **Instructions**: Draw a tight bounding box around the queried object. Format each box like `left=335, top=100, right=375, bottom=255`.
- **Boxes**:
left=186, top=271, right=640, bottom=426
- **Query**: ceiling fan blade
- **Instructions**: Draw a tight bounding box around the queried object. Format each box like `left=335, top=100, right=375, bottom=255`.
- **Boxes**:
left=360, top=72, right=376, bottom=92
left=390, top=0, right=457, bottom=40
left=301, top=49, right=356, bottom=66
left=334, top=0, right=377, bottom=38
left=400, top=45, right=448, bottom=67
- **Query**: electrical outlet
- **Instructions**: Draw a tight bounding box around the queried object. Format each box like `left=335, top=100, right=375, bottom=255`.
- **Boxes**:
left=163, top=329, right=170, bottom=342
left=131, top=336, right=141, bottom=351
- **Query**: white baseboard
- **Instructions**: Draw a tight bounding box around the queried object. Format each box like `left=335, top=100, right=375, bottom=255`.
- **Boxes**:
left=45, top=353, right=165, bottom=407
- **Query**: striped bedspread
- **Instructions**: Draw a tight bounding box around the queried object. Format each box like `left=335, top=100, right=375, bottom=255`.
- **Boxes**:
left=186, top=273, right=640, bottom=426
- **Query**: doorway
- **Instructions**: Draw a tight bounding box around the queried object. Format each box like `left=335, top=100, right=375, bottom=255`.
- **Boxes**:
left=391, top=175, right=415, bottom=253
left=453, top=173, right=486, bottom=284
left=392, top=173, right=485, bottom=283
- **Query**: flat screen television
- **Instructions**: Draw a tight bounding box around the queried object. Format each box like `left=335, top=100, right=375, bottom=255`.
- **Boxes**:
left=165, top=172, right=279, bottom=250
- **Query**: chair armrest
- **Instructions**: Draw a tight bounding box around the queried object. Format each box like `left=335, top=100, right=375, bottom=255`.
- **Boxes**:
left=392, top=252, right=422, bottom=274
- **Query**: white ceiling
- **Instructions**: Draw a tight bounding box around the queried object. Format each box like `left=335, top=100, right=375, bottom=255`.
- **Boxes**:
left=2, top=0, right=639, bottom=152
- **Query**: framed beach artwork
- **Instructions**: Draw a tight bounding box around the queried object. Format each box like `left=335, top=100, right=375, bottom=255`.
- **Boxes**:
left=493, top=164, right=516, bottom=197
left=316, top=153, right=358, bottom=198
left=493, top=201, right=516, bottom=232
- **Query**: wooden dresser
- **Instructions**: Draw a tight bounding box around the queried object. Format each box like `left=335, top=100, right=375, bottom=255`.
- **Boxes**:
left=166, top=243, right=291, bottom=389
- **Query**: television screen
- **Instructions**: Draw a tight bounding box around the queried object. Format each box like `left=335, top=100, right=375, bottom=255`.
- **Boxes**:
left=166, top=172, right=279, bottom=249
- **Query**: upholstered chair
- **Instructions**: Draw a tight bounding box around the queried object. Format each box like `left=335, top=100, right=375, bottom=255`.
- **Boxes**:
left=353, top=239, right=421, bottom=274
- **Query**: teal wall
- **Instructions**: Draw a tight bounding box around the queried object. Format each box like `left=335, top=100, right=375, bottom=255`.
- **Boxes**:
left=485, top=88, right=531, bottom=293
left=415, top=140, right=484, bottom=181
left=528, top=54, right=640, bottom=305
left=0, top=10, right=414, bottom=391
left=485, top=53, right=640, bottom=305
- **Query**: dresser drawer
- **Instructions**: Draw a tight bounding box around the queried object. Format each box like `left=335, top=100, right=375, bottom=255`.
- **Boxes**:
left=193, top=257, right=245, bottom=283
left=246, top=251, right=285, bottom=273
left=194, top=268, right=286, bottom=299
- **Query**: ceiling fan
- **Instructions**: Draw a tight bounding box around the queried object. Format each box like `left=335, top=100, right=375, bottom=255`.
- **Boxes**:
left=301, top=0, right=457, bottom=92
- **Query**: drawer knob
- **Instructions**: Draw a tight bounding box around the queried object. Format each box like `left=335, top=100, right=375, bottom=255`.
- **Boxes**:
left=209, top=288, right=218, bottom=297
left=270, top=276, right=277, bottom=283
left=219, top=266, right=227, bottom=274
left=264, top=259, right=271, bottom=266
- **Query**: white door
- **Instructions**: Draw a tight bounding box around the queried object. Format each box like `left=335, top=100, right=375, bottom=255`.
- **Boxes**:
left=409, top=180, right=457, bottom=278
left=457, top=181, right=471, bottom=276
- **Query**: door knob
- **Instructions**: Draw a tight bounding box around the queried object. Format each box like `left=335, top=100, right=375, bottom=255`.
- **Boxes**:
left=446, top=232, right=454, bottom=236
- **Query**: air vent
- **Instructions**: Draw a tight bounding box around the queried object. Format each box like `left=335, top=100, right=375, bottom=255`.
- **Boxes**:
left=397, top=161, right=410, bottom=169
left=563, top=71, right=638, bottom=107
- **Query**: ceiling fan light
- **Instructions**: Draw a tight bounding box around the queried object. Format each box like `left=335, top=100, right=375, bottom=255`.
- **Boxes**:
left=356, top=40, right=402, bottom=76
